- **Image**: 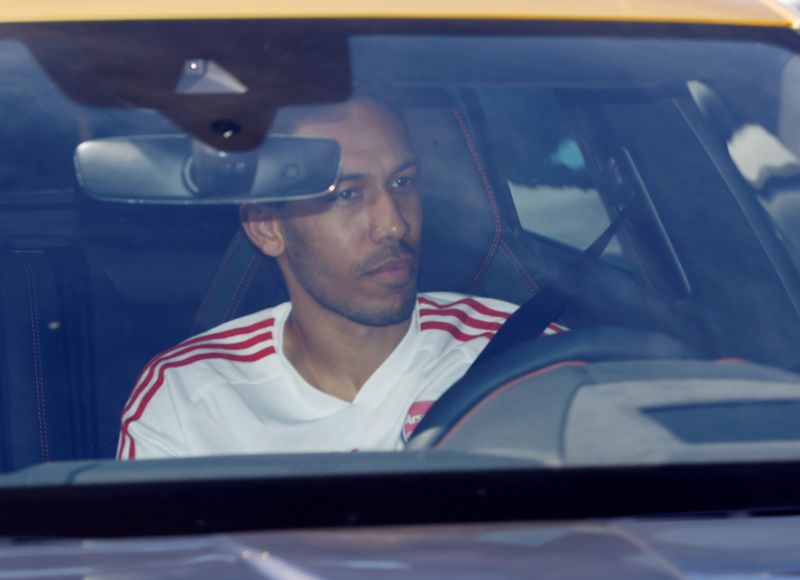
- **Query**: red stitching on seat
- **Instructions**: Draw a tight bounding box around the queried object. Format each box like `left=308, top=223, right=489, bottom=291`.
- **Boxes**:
left=499, top=240, right=540, bottom=295
left=191, top=230, right=244, bottom=333
left=21, top=258, right=49, bottom=462
left=222, top=253, right=259, bottom=323
left=452, top=107, right=502, bottom=289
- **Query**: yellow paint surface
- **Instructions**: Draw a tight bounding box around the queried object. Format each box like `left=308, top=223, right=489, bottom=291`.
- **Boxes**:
left=0, top=0, right=797, bottom=27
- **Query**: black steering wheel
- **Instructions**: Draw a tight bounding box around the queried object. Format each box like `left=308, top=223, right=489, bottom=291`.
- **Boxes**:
left=405, top=326, right=693, bottom=450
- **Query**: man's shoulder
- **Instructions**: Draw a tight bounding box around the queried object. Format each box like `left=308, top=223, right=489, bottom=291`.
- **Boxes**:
left=416, top=291, right=518, bottom=348
left=142, top=303, right=287, bottom=383
left=118, top=304, right=288, bottom=460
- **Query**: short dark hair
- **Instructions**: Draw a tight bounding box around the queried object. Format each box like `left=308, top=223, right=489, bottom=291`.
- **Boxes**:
left=268, top=95, right=407, bottom=138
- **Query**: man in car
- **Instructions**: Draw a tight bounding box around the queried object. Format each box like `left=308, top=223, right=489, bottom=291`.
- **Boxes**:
left=117, top=97, right=556, bottom=459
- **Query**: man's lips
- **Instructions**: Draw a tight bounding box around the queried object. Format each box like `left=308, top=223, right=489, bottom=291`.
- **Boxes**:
left=364, top=257, right=415, bottom=282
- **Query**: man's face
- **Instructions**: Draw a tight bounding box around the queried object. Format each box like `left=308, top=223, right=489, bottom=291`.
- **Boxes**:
left=249, top=100, right=422, bottom=327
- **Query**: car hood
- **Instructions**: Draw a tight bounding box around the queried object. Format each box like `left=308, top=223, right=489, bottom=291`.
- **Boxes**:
left=2, top=516, right=799, bottom=578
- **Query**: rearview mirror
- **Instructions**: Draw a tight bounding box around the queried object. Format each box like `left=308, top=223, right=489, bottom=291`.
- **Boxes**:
left=75, top=134, right=341, bottom=204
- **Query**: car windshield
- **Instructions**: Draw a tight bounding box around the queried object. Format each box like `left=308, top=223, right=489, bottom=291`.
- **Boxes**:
left=1, top=19, right=800, bottom=482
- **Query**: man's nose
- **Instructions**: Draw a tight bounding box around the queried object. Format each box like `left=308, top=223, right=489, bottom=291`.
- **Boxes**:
left=369, top=189, right=408, bottom=243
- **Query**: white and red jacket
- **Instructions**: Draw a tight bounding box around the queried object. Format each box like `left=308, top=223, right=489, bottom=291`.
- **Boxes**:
left=117, top=292, right=566, bottom=460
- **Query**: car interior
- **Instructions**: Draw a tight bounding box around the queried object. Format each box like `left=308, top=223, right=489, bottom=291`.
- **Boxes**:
left=3, top=26, right=800, bottom=473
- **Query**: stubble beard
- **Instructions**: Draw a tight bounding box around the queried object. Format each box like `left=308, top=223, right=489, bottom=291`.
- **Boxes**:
left=284, top=232, right=420, bottom=327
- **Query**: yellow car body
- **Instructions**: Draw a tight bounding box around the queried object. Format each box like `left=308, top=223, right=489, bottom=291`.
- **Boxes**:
left=3, top=0, right=798, bottom=26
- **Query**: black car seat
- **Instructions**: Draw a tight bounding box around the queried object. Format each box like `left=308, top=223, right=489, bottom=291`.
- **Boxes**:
left=0, top=241, right=131, bottom=471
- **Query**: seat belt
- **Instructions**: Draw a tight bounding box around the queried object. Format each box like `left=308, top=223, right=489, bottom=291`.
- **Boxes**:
left=471, top=200, right=631, bottom=368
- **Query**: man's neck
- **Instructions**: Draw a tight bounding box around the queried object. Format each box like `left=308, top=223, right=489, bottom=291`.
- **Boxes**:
left=281, top=301, right=413, bottom=403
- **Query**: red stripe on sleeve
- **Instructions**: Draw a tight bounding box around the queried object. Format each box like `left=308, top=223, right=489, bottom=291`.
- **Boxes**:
left=128, top=317, right=275, bottom=391
left=419, top=307, right=503, bottom=331
left=158, top=317, right=274, bottom=363
left=418, top=295, right=511, bottom=320
left=420, top=320, right=496, bottom=342
left=122, top=329, right=274, bottom=416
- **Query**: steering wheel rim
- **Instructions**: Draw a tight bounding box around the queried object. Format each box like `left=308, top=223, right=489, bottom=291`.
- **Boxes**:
left=405, top=326, right=693, bottom=450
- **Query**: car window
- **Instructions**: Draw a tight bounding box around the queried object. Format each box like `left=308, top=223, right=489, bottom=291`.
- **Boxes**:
left=478, top=89, right=625, bottom=260
left=0, top=21, right=800, bottom=480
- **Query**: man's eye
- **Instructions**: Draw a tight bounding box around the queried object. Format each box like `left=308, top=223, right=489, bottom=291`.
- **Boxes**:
left=391, top=176, right=416, bottom=190
left=333, top=188, right=359, bottom=202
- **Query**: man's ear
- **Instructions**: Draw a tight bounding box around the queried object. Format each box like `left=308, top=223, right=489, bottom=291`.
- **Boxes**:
left=240, top=204, right=286, bottom=258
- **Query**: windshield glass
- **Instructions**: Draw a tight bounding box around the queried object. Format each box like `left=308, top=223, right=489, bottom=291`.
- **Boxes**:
left=1, top=21, right=800, bottom=477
